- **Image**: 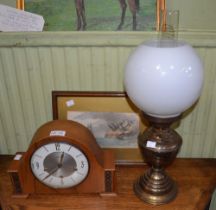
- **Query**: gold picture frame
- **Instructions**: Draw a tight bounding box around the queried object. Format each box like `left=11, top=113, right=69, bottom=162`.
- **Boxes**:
left=16, top=0, right=166, bottom=31
left=52, top=91, right=147, bottom=164
left=16, top=0, right=24, bottom=10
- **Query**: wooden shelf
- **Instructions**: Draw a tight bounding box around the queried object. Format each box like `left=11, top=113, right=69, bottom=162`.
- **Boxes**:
left=0, top=155, right=216, bottom=210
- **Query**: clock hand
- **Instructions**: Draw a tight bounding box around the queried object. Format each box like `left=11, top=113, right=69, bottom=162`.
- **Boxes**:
left=42, top=166, right=59, bottom=181
left=58, top=152, right=64, bottom=167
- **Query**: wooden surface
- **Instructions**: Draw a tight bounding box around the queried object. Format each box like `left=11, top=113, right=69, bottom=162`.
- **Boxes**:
left=0, top=155, right=216, bottom=210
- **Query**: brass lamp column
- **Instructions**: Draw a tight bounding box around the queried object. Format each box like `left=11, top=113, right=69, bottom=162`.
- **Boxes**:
left=134, top=114, right=182, bottom=204
left=124, top=38, right=204, bottom=205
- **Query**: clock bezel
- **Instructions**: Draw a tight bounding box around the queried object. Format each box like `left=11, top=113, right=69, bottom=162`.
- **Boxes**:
left=30, top=141, right=90, bottom=189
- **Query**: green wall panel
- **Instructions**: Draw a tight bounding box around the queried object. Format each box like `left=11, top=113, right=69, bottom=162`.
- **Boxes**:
left=0, top=31, right=216, bottom=157
left=167, top=0, right=216, bottom=31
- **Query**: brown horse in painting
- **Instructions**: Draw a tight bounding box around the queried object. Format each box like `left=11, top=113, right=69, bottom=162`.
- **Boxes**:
left=74, top=0, right=140, bottom=31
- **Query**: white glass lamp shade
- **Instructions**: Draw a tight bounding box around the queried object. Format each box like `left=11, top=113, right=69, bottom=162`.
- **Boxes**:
left=124, top=40, right=204, bottom=118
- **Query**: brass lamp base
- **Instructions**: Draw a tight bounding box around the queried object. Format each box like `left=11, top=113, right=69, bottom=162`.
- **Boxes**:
left=134, top=113, right=182, bottom=205
left=134, top=168, right=177, bottom=205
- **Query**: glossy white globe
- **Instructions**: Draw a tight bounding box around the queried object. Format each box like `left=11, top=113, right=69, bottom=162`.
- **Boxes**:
left=124, top=39, right=204, bottom=118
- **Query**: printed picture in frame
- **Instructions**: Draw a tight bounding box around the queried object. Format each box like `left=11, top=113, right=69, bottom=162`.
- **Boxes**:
left=52, top=91, right=148, bottom=164
left=16, top=0, right=165, bottom=31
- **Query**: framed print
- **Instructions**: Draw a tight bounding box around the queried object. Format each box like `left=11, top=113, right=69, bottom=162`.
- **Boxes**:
left=16, top=0, right=165, bottom=31
left=52, top=91, right=148, bottom=164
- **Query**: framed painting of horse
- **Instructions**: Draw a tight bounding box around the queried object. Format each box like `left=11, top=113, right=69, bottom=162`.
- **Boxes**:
left=16, top=0, right=165, bottom=31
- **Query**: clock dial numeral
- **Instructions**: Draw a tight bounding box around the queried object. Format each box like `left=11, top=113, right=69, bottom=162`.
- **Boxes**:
left=48, top=177, right=53, bottom=183
left=32, top=161, right=40, bottom=170
left=39, top=172, right=45, bottom=177
left=60, top=177, right=64, bottom=186
left=55, top=143, right=61, bottom=151
left=76, top=153, right=83, bottom=158
left=77, top=171, right=84, bottom=176
left=35, top=154, right=43, bottom=159
left=36, top=162, right=40, bottom=169
left=43, top=146, right=49, bottom=152
left=71, top=177, right=75, bottom=182
left=81, top=161, right=85, bottom=168
left=31, top=163, right=34, bottom=170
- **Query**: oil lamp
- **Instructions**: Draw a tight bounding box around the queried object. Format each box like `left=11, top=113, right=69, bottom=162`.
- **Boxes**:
left=124, top=38, right=204, bottom=204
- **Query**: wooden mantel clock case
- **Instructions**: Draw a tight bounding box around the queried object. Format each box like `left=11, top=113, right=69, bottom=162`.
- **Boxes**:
left=7, top=120, right=116, bottom=197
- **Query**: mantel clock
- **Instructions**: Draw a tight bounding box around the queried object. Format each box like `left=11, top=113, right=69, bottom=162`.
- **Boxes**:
left=8, top=120, right=116, bottom=197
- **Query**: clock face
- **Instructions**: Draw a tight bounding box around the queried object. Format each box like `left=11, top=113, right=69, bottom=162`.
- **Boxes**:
left=30, top=142, right=89, bottom=189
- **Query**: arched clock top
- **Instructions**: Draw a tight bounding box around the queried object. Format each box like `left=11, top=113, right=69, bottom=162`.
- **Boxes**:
left=29, top=120, right=104, bottom=166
